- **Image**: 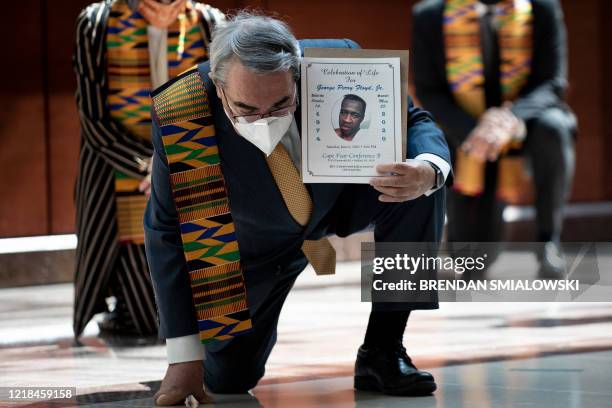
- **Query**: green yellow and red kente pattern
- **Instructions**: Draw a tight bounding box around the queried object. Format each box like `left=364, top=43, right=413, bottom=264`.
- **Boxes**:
left=152, top=69, right=252, bottom=343
left=106, top=0, right=207, bottom=244
left=444, top=0, right=534, bottom=203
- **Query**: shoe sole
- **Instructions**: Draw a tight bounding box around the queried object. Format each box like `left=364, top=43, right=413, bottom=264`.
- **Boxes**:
left=354, top=375, right=436, bottom=396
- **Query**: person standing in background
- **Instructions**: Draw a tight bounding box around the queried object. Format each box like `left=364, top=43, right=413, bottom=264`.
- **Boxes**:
left=72, top=0, right=224, bottom=337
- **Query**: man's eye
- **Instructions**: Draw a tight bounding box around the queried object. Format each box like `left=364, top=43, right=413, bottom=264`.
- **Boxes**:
left=237, top=112, right=259, bottom=120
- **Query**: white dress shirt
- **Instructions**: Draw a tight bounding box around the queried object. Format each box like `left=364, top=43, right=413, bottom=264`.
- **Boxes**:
left=147, top=25, right=169, bottom=89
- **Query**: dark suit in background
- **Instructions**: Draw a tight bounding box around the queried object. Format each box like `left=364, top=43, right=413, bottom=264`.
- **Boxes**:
left=412, top=0, right=575, bottom=261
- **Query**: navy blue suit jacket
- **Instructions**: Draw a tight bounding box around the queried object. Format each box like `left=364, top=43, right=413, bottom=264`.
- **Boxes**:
left=144, top=39, right=451, bottom=339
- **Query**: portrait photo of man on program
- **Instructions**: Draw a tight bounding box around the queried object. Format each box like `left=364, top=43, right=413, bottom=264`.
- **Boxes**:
left=334, top=94, right=367, bottom=141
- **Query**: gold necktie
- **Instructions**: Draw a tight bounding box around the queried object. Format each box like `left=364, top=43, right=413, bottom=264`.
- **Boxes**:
left=266, top=144, right=336, bottom=275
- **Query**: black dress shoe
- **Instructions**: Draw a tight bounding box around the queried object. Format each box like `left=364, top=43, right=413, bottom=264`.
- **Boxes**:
left=537, top=241, right=566, bottom=279
left=354, top=343, right=436, bottom=396
left=97, top=310, right=140, bottom=336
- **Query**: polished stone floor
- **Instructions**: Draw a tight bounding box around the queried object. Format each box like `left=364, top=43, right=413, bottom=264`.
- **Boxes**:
left=9, top=351, right=612, bottom=407
left=1, top=258, right=612, bottom=407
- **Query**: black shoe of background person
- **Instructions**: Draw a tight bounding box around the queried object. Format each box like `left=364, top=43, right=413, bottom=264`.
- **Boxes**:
left=537, top=241, right=566, bottom=279
left=97, top=309, right=140, bottom=336
left=354, top=343, right=436, bottom=396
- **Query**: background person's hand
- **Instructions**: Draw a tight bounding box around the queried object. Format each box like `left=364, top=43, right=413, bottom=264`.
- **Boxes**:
left=461, top=105, right=523, bottom=162
left=154, top=361, right=211, bottom=406
left=138, top=174, right=152, bottom=198
left=369, top=161, right=436, bottom=202
left=461, top=122, right=510, bottom=162
left=139, top=0, right=187, bottom=29
left=138, top=157, right=153, bottom=198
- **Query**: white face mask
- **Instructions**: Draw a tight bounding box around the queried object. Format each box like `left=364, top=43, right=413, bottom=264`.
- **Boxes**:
left=224, top=108, right=294, bottom=156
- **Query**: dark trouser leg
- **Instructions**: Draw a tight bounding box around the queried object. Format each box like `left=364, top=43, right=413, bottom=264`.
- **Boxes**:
left=103, top=244, right=157, bottom=336
left=330, top=185, right=443, bottom=394
left=524, top=107, right=576, bottom=243
left=116, top=243, right=158, bottom=335
left=203, top=258, right=307, bottom=394
left=363, top=310, right=410, bottom=348
left=328, top=184, right=446, bottom=252
left=447, top=161, right=505, bottom=270
left=327, top=185, right=446, bottom=346
left=328, top=184, right=446, bottom=310
left=447, top=161, right=505, bottom=242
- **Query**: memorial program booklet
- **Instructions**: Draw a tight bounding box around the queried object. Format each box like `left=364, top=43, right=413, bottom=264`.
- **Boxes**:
left=301, top=48, right=408, bottom=184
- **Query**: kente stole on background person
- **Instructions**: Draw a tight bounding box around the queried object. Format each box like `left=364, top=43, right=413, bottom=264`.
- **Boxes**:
left=106, top=0, right=207, bottom=243
left=151, top=68, right=252, bottom=343
left=444, top=0, right=533, bottom=203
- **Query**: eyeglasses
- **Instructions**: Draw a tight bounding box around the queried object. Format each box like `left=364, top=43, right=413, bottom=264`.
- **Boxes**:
left=220, top=84, right=298, bottom=124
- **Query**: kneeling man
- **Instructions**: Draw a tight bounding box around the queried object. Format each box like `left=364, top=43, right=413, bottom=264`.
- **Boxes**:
left=144, top=12, right=451, bottom=405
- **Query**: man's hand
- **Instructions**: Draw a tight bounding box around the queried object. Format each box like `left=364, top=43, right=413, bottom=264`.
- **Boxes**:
left=139, top=0, right=187, bottom=29
left=369, top=161, right=435, bottom=202
left=461, top=105, right=524, bottom=162
left=154, top=361, right=211, bottom=406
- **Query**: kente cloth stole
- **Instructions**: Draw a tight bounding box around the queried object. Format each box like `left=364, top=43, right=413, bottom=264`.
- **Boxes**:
left=444, top=0, right=534, bottom=203
left=106, top=0, right=207, bottom=243
left=151, top=69, right=252, bottom=343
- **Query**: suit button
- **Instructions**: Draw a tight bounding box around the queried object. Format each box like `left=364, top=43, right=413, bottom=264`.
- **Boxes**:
left=275, top=265, right=282, bottom=276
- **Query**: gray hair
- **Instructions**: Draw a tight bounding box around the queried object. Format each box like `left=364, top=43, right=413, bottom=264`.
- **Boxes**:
left=209, top=12, right=301, bottom=86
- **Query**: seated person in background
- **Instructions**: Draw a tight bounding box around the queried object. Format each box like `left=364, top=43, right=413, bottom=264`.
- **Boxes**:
left=412, top=0, right=576, bottom=278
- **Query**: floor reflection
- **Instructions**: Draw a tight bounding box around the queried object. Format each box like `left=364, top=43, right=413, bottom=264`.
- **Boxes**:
left=1, top=260, right=612, bottom=407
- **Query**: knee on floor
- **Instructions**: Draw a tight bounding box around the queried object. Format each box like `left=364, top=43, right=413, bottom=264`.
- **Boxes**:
left=205, top=366, right=264, bottom=394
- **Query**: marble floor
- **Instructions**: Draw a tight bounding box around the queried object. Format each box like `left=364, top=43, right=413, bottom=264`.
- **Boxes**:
left=8, top=351, right=612, bottom=408
left=1, top=257, right=612, bottom=407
